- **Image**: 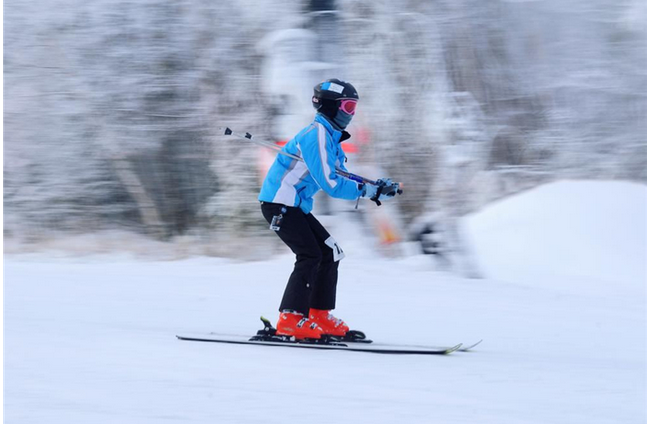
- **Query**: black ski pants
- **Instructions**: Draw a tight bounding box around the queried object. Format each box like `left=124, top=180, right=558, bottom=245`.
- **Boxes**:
left=261, top=202, right=340, bottom=315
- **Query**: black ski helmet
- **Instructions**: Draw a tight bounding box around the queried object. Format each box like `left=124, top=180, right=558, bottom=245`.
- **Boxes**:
left=312, top=79, right=359, bottom=122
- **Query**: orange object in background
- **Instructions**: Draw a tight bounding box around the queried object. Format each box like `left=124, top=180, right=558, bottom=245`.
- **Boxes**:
left=376, top=216, right=401, bottom=245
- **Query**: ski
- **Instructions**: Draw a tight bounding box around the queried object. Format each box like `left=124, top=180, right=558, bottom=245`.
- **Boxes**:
left=176, top=333, right=462, bottom=355
left=285, top=313, right=482, bottom=352
left=177, top=317, right=467, bottom=355
left=347, top=339, right=483, bottom=352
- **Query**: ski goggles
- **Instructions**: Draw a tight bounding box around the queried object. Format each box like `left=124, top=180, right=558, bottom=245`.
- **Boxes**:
left=339, top=99, right=358, bottom=115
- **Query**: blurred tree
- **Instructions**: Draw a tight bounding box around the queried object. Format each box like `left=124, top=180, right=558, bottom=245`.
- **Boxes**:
left=4, top=0, right=645, bottom=249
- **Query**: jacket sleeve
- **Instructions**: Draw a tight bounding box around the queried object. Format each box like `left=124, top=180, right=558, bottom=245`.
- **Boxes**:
left=299, top=124, right=362, bottom=200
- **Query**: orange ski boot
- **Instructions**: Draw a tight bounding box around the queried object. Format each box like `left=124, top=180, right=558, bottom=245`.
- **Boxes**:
left=308, top=309, right=350, bottom=337
left=276, top=310, right=324, bottom=340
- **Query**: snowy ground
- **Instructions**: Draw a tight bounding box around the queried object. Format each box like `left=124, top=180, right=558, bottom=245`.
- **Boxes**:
left=4, top=181, right=647, bottom=423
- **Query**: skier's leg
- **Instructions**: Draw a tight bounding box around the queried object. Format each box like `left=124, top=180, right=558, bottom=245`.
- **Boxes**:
left=303, top=213, right=341, bottom=311
left=261, top=202, right=321, bottom=315
left=301, top=213, right=351, bottom=336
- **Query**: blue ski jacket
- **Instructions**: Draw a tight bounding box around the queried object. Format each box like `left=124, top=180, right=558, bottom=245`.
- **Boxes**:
left=259, top=114, right=363, bottom=214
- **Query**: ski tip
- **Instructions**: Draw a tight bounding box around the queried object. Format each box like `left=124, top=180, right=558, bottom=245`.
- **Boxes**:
left=446, top=343, right=463, bottom=354
left=458, top=339, right=483, bottom=352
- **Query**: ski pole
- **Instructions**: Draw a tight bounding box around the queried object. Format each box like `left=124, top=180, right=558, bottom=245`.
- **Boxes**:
left=221, top=127, right=403, bottom=205
left=222, top=127, right=377, bottom=184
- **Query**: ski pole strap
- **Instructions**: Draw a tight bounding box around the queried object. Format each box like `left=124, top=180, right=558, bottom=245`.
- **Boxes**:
left=371, top=183, right=385, bottom=206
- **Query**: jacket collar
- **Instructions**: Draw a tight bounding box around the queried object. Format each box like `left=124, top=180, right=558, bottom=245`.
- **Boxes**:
left=315, top=114, right=350, bottom=143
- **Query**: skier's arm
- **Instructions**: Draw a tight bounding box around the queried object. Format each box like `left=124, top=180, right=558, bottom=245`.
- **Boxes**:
left=300, top=125, right=362, bottom=200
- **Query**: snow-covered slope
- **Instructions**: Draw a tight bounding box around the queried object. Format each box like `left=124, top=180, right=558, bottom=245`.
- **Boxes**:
left=4, top=181, right=646, bottom=424
left=462, top=180, right=647, bottom=285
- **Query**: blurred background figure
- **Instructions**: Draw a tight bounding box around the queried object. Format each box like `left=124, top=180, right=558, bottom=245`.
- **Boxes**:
left=4, top=0, right=646, bottom=270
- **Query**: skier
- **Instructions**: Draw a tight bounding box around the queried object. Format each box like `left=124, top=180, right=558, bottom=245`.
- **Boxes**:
left=259, top=79, right=399, bottom=340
